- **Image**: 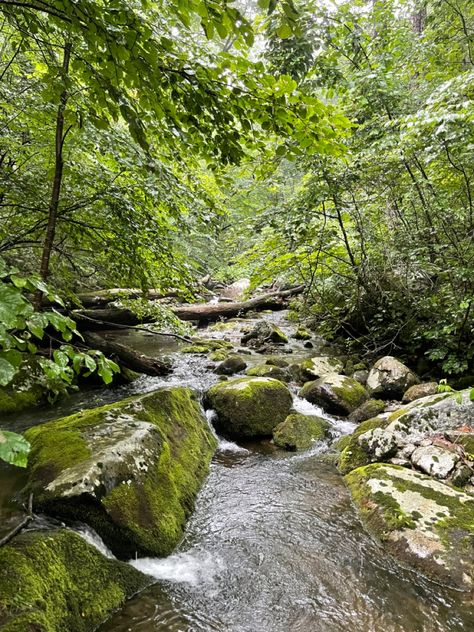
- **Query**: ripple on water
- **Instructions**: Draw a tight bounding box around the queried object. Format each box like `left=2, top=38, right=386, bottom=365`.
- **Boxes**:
left=100, top=448, right=474, bottom=632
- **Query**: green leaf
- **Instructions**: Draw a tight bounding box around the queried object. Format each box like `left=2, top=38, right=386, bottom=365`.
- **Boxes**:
left=0, top=430, right=30, bottom=468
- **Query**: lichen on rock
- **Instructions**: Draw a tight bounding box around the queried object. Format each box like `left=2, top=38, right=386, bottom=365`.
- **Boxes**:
left=345, top=463, right=474, bottom=591
left=24, top=387, right=217, bottom=559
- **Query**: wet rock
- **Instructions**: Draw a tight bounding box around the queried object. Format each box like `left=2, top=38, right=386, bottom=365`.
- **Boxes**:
left=0, top=529, right=150, bottom=632
left=205, top=377, right=292, bottom=438
left=214, top=355, right=247, bottom=376
left=24, top=387, right=217, bottom=558
left=353, top=369, right=369, bottom=386
left=411, top=445, right=459, bottom=479
left=451, top=463, right=473, bottom=488
left=304, top=341, right=314, bottom=349
left=299, top=374, right=368, bottom=416
left=266, top=357, right=289, bottom=368
left=299, top=356, right=344, bottom=381
left=402, top=382, right=438, bottom=404
left=349, top=399, right=385, bottom=423
left=346, top=463, right=474, bottom=590
left=293, top=326, right=312, bottom=340
left=246, top=364, right=290, bottom=382
left=367, top=356, right=419, bottom=399
left=273, top=413, right=330, bottom=451
left=181, top=338, right=233, bottom=354
left=241, top=321, right=288, bottom=347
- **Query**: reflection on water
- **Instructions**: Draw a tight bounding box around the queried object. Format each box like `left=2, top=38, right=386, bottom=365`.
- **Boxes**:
left=101, top=449, right=474, bottom=632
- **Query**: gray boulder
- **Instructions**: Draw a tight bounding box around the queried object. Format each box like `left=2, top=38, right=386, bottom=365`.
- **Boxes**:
left=367, top=356, right=419, bottom=399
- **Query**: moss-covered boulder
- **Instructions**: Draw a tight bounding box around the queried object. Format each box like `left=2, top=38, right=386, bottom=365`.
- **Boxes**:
left=299, top=356, right=344, bottom=381
left=241, top=321, right=288, bottom=347
left=24, top=387, right=217, bottom=559
left=273, top=413, right=330, bottom=451
left=0, top=360, right=47, bottom=415
left=293, top=326, right=312, bottom=340
left=181, top=337, right=233, bottom=354
left=346, top=464, right=474, bottom=590
left=367, top=356, right=419, bottom=399
left=0, top=529, right=149, bottom=631
left=348, top=399, right=385, bottom=423
left=214, top=355, right=247, bottom=375
left=299, top=374, right=368, bottom=416
left=246, top=363, right=290, bottom=382
left=205, top=377, right=293, bottom=437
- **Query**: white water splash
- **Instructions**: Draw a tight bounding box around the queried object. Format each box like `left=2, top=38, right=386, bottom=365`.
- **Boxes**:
left=130, top=550, right=224, bottom=586
left=292, top=396, right=356, bottom=436
left=206, top=409, right=249, bottom=454
left=75, top=525, right=115, bottom=559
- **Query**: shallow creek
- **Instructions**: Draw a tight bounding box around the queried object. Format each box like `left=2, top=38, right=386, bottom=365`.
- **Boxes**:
left=1, top=312, right=474, bottom=631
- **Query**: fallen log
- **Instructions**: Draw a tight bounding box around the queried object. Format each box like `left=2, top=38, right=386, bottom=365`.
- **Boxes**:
left=173, top=285, right=305, bottom=323
left=73, top=285, right=305, bottom=328
left=83, top=332, right=172, bottom=376
left=76, top=288, right=181, bottom=308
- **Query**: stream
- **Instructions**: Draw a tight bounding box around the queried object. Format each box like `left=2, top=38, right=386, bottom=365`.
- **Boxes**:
left=1, top=311, right=474, bottom=631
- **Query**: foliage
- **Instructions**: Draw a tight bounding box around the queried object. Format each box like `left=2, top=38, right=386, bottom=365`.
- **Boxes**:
left=0, top=429, right=30, bottom=467
left=0, top=257, right=119, bottom=392
left=214, top=0, right=474, bottom=376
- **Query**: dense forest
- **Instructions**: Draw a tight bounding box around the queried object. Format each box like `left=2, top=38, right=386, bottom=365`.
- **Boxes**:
left=1, top=1, right=474, bottom=631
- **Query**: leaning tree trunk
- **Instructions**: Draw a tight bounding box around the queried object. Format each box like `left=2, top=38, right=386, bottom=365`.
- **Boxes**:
left=36, top=42, right=72, bottom=307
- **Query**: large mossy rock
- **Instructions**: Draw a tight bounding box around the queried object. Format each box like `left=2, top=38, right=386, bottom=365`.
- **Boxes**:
left=273, top=413, right=330, bottom=451
left=0, top=529, right=149, bottom=632
left=367, top=356, right=419, bottom=399
left=24, top=387, right=217, bottom=558
left=346, top=464, right=474, bottom=591
left=337, top=416, right=389, bottom=474
left=299, top=374, right=368, bottom=416
left=205, top=377, right=293, bottom=437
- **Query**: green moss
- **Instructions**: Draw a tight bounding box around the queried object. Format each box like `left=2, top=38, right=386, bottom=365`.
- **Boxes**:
left=332, top=380, right=368, bottom=410
left=0, top=529, right=149, bottom=632
left=273, top=414, right=330, bottom=450
left=0, top=384, right=45, bottom=416
left=24, top=388, right=217, bottom=558
left=181, top=338, right=234, bottom=354
left=209, top=349, right=229, bottom=361
left=246, top=364, right=289, bottom=381
left=206, top=377, right=293, bottom=437
left=294, top=327, right=312, bottom=340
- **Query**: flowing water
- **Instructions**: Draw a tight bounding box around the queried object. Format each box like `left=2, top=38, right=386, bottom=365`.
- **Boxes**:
left=2, top=311, right=474, bottom=631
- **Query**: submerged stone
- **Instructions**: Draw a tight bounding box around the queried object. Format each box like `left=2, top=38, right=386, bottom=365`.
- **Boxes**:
left=214, top=355, right=247, bottom=375
left=0, top=529, right=149, bottom=631
left=273, top=413, right=330, bottom=451
left=24, top=387, right=217, bottom=559
left=205, top=376, right=293, bottom=438
left=346, top=463, right=474, bottom=590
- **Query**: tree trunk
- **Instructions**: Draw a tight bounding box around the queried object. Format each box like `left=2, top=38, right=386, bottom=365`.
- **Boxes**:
left=72, top=285, right=305, bottom=327
left=82, top=332, right=172, bottom=376
left=36, top=42, right=72, bottom=306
